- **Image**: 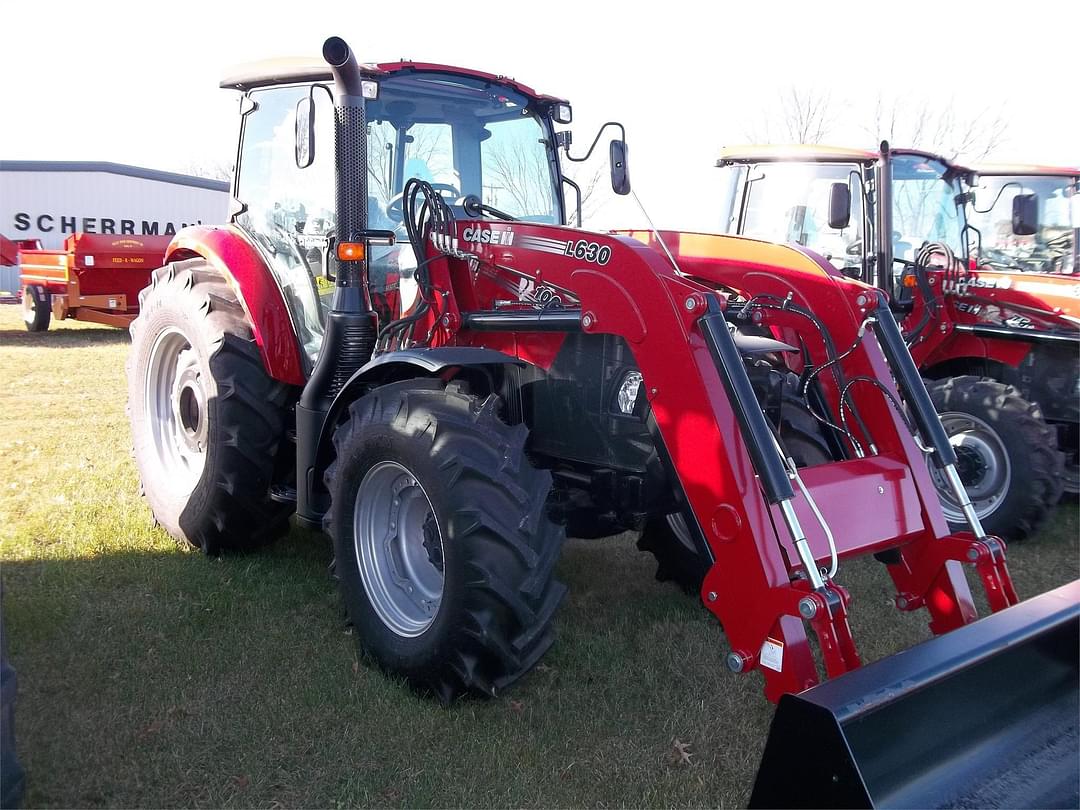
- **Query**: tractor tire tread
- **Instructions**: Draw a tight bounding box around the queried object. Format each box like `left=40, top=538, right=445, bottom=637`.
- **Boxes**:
left=324, top=380, right=565, bottom=702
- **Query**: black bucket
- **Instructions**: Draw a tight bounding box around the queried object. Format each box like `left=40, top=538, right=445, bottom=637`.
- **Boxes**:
left=750, top=580, right=1079, bottom=809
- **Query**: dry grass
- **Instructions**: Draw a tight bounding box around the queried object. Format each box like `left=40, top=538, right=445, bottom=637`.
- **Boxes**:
left=1, top=305, right=1077, bottom=808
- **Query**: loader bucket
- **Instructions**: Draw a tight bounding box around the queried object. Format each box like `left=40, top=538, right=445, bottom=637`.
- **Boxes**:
left=750, top=580, right=1079, bottom=809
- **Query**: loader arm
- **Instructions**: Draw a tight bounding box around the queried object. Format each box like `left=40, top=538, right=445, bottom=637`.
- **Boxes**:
left=406, top=221, right=1017, bottom=700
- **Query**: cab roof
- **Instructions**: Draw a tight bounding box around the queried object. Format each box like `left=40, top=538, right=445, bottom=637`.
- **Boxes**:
left=972, top=162, right=1080, bottom=178
left=219, top=57, right=567, bottom=104
left=716, top=144, right=958, bottom=168
left=716, top=144, right=879, bottom=164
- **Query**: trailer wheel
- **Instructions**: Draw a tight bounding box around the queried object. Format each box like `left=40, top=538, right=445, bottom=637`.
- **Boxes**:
left=926, top=376, right=1063, bottom=540
left=127, top=260, right=295, bottom=554
left=639, top=382, right=831, bottom=594
left=324, top=380, right=566, bottom=702
left=21, top=285, right=50, bottom=332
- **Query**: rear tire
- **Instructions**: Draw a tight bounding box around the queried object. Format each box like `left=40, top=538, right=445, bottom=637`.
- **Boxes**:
left=926, top=376, right=1063, bottom=540
left=128, top=259, right=295, bottom=554
left=22, top=284, right=50, bottom=332
left=324, top=380, right=566, bottom=702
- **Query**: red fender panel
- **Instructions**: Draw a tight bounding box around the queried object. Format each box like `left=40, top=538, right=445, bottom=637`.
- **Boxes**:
left=166, top=225, right=306, bottom=386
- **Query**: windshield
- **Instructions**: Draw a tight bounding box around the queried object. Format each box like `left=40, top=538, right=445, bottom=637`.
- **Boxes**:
left=715, top=164, right=747, bottom=234
left=737, top=162, right=865, bottom=273
left=234, top=72, right=562, bottom=365
left=968, top=174, right=1077, bottom=273
left=366, top=72, right=561, bottom=224
left=890, top=154, right=965, bottom=260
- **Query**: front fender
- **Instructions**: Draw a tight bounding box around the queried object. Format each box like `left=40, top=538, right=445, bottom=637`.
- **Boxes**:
left=318, top=346, right=524, bottom=458
left=294, top=346, right=525, bottom=528
left=166, top=225, right=306, bottom=386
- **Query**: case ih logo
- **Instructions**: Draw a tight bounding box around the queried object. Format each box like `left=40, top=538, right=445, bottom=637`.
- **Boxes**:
left=13, top=212, right=203, bottom=236
left=462, top=226, right=514, bottom=246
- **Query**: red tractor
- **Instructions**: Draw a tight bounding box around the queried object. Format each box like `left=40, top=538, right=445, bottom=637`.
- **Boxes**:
left=127, top=40, right=1076, bottom=805
left=967, top=163, right=1079, bottom=275
left=714, top=144, right=1078, bottom=538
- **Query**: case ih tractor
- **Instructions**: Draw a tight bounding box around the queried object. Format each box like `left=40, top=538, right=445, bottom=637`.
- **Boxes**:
left=128, top=39, right=1077, bottom=806
left=967, top=163, right=1079, bottom=275
left=714, top=144, right=1079, bottom=537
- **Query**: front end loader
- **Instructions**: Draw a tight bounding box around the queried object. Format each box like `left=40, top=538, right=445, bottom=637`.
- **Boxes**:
left=126, top=38, right=1077, bottom=807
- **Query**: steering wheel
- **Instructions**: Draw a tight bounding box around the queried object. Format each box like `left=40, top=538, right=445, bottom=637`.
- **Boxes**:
left=385, top=183, right=462, bottom=223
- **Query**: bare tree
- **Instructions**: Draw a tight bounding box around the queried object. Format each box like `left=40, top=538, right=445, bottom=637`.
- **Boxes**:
left=562, top=166, right=606, bottom=227
left=367, top=123, right=453, bottom=206
left=180, top=158, right=233, bottom=182
left=744, top=87, right=835, bottom=143
left=862, top=94, right=1008, bottom=162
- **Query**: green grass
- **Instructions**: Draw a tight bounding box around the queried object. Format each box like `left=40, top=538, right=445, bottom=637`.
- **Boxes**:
left=1, top=304, right=1077, bottom=808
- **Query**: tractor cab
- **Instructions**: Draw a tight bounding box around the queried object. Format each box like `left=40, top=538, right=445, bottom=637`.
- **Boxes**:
left=967, top=164, right=1080, bottom=274
left=715, top=144, right=971, bottom=308
left=222, top=58, right=572, bottom=366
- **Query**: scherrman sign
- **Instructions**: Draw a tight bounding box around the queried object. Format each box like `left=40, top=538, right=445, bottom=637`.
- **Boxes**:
left=13, top=212, right=204, bottom=236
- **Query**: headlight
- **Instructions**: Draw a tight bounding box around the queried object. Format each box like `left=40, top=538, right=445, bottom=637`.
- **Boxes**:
left=616, top=371, right=644, bottom=415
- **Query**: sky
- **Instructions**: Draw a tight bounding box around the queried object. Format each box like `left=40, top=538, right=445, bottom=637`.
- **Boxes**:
left=2, top=0, right=1077, bottom=231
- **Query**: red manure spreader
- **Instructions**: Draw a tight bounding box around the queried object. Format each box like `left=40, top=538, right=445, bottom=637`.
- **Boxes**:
left=18, top=232, right=171, bottom=331
left=126, top=38, right=1077, bottom=807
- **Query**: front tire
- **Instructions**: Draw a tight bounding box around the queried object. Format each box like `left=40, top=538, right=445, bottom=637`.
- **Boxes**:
left=926, top=376, right=1064, bottom=540
left=22, top=285, right=50, bottom=332
left=127, top=260, right=295, bottom=554
left=324, top=380, right=566, bottom=702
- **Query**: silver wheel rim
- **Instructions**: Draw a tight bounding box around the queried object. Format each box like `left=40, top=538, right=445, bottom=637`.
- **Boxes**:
left=930, top=411, right=1012, bottom=522
left=1064, top=460, right=1079, bottom=495
left=144, top=327, right=208, bottom=495
left=354, top=461, right=444, bottom=637
left=22, top=287, right=36, bottom=325
left=666, top=513, right=696, bottom=552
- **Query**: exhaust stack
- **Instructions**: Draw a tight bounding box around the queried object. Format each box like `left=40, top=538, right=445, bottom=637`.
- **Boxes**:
left=295, top=36, right=379, bottom=528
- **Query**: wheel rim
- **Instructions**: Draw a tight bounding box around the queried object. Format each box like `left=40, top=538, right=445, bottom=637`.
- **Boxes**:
left=666, top=513, right=696, bottom=552
left=22, top=287, right=36, bottom=325
left=144, top=327, right=208, bottom=495
left=930, top=411, right=1012, bottom=523
left=354, top=461, right=444, bottom=637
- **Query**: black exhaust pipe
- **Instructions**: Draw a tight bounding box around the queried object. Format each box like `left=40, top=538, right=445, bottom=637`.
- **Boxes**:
left=295, top=35, right=379, bottom=528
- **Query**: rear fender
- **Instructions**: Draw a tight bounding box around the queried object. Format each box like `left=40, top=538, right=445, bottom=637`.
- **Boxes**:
left=165, top=225, right=306, bottom=386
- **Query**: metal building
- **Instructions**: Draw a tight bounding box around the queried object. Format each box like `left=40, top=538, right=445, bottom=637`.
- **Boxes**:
left=1, top=161, right=229, bottom=293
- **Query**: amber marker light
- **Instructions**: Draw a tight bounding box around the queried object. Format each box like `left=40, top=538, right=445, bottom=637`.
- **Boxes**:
left=337, top=242, right=365, bottom=261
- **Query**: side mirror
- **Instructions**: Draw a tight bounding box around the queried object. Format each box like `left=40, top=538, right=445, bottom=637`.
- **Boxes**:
left=295, top=97, right=315, bottom=169
left=610, top=140, right=631, bottom=196
left=828, top=182, right=851, bottom=230
left=1011, top=193, right=1038, bottom=235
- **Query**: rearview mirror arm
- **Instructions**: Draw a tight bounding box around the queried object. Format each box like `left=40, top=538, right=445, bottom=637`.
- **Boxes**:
left=561, top=122, right=627, bottom=163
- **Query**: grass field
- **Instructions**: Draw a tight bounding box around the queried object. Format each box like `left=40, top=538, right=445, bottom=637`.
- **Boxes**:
left=1, top=304, right=1077, bottom=808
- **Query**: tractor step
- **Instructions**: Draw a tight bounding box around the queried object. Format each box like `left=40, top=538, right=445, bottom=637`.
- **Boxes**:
left=750, top=579, right=1079, bottom=808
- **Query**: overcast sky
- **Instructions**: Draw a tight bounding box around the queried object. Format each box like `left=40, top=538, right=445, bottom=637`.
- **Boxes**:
left=2, top=0, right=1077, bottom=231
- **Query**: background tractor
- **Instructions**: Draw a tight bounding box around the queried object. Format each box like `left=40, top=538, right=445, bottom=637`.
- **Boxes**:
left=967, top=163, right=1079, bottom=275
left=714, top=144, right=1079, bottom=537
left=126, top=38, right=1076, bottom=806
